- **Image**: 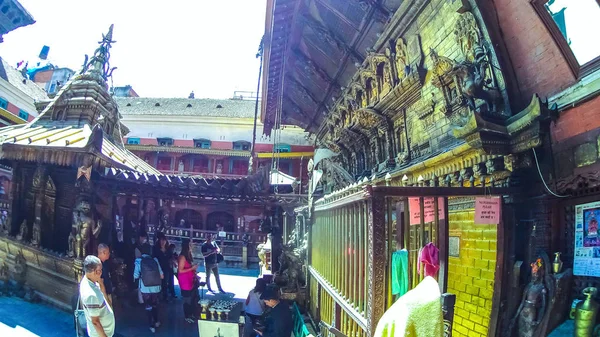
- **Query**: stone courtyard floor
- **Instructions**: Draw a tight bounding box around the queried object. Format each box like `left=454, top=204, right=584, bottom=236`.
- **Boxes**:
left=0, top=267, right=259, bottom=337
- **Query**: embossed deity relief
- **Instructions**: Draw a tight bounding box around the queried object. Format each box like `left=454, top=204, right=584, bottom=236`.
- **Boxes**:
left=395, top=38, right=409, bottom=81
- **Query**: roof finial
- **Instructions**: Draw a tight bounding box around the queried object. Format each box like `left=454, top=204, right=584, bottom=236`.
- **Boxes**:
left=81, top=24, right=118, bottom=80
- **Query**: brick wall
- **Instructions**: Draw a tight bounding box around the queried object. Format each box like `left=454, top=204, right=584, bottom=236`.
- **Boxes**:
left=447, top=199, right=497, bottom=337
left=494, top=0, right=575, bottom=101
left=551, top=95, right=600, bottom=144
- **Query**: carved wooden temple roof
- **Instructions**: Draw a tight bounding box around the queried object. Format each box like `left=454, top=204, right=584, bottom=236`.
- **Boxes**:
left=0, top=0, right=35, bottom=40
left=0, top=25, right=160, bottom=175
left=262, top=0, right=558, bottom=191
left=261, top=0, right=402, bottom=135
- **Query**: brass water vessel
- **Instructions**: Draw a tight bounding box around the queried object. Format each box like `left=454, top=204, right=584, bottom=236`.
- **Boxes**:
left=574, top=287, right=599, bottom=337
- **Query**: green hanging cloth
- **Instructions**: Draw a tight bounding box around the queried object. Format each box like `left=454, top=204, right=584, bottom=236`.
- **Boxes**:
left=391, top=249, right=409, bottom=298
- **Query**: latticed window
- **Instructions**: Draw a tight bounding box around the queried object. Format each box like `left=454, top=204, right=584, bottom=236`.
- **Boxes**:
left=18, top=110, right=29, bottom=121
left=194, top=139, right=211, bottom=149
left=157, top=137, right=173, bottom=146
left=0, top=97, right=8, bottom=110
left=233, top=141, right=250, bottom=151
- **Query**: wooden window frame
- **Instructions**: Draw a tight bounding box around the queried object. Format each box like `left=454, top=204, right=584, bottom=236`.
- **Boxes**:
left=531, top=0, right=600, bottom=78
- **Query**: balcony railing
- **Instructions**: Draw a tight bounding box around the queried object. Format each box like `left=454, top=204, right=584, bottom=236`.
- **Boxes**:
left=146, top=225, right=267, bottom=267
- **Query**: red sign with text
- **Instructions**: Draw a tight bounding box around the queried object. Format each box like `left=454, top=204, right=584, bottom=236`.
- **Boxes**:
left=409, top=197, right=446, bottom=225
left=475, top=197, right=501, bottom=224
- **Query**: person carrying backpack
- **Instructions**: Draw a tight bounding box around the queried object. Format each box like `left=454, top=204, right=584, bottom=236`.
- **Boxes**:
left=134, top=243, right=163, bottom=333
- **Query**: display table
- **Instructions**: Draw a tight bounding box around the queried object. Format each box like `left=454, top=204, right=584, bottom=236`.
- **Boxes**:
left=198, top=300, right=244, bottom=337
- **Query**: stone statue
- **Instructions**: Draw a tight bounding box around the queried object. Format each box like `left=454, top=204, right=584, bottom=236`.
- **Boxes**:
left=178, top=160, right=184, bottom=173
left=257, top=243, right=267, bottom=271
left=72, top=201, right=102, bottom=258
left=16, top=220, right=28, bottom=241
left=216, top=163, right=223, bottom=174
left=510, top=257, right=548, bottom=337
left=31, top=220, right=41, bottom=247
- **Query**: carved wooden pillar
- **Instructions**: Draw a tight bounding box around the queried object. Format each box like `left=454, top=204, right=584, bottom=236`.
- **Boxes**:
left=365, top=185, right=386, bottom=336
left=8, top=161, right=20, bottom=234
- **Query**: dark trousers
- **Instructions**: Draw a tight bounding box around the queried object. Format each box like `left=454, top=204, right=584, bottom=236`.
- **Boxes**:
left=205, top=264, right=223, bottom=291
left=181, top=288, right=198, bottom=319
left=142, top=293, right=160, bottom=327
left=161, top=268, right=175, bottom=299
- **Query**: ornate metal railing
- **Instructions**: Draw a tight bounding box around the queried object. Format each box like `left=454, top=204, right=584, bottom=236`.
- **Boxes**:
left=308, top=185, right=469, bottom=336
left=147, top=225, right=267, bottom=265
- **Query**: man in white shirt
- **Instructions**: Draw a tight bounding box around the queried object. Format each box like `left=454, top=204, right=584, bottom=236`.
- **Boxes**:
left=79, top=255, right=115, bottom=337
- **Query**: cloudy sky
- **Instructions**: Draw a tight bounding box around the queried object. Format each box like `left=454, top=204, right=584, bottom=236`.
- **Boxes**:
left=0, top=0, right=266, bottom=98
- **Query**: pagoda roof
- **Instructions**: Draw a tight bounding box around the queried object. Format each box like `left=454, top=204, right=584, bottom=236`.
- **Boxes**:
left=0, top=25, right=160, bottom=175
left=101, top=166, right=271, bottom=197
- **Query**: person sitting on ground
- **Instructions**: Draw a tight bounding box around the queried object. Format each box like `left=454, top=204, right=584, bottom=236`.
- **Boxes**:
left=202, top=234, right=225, bottom=293
left=244, top=278, right=267, bottom=337
left=97, top=244, right=113, bottom=309
left=255, top=286, right=292, bottom=337
left=79, top=255, right=115, bottom=337
left=134, top=244, right=164, bottom=333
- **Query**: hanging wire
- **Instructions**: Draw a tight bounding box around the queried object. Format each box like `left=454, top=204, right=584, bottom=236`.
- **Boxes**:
left=532, top=148, right=570, bottom=198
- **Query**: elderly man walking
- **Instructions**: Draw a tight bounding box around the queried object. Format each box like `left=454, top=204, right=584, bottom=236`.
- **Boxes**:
left=79, top=255, right=115, bottom=337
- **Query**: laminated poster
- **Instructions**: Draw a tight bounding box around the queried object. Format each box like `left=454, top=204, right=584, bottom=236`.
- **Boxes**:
left=574, top=201, right=600, bottom=277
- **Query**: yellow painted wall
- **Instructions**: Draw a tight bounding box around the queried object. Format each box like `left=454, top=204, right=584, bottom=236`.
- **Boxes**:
left=447, top=199, right=497, bottom=337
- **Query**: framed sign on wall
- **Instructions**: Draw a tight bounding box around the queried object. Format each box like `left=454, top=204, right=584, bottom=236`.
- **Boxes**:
left=574, top=201, right=600, bottom=276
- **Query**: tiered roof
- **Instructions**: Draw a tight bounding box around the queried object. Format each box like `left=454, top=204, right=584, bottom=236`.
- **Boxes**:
left=0, top=25, right=159, bottom=174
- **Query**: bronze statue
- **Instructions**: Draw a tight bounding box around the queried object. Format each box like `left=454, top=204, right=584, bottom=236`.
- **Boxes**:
left=68, top=227, right=77, bottom=258
left=16, top=220, right=28, bottom=241
left=72, top=201, right=102, bottom=258
left=275, top=244, right=306, bottom=292
left=450, top=46, right=500, bottom=113
left=31, top=220, right=41, bottom=247
left=0, top=263, right=8, bottom=281
left=510, top=257, right=548, bottom=337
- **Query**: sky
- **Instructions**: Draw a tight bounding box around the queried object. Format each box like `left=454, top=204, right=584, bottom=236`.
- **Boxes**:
left=548, top=0, right=600, bottom=65
left=0, top=0, right=267, bottom=99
